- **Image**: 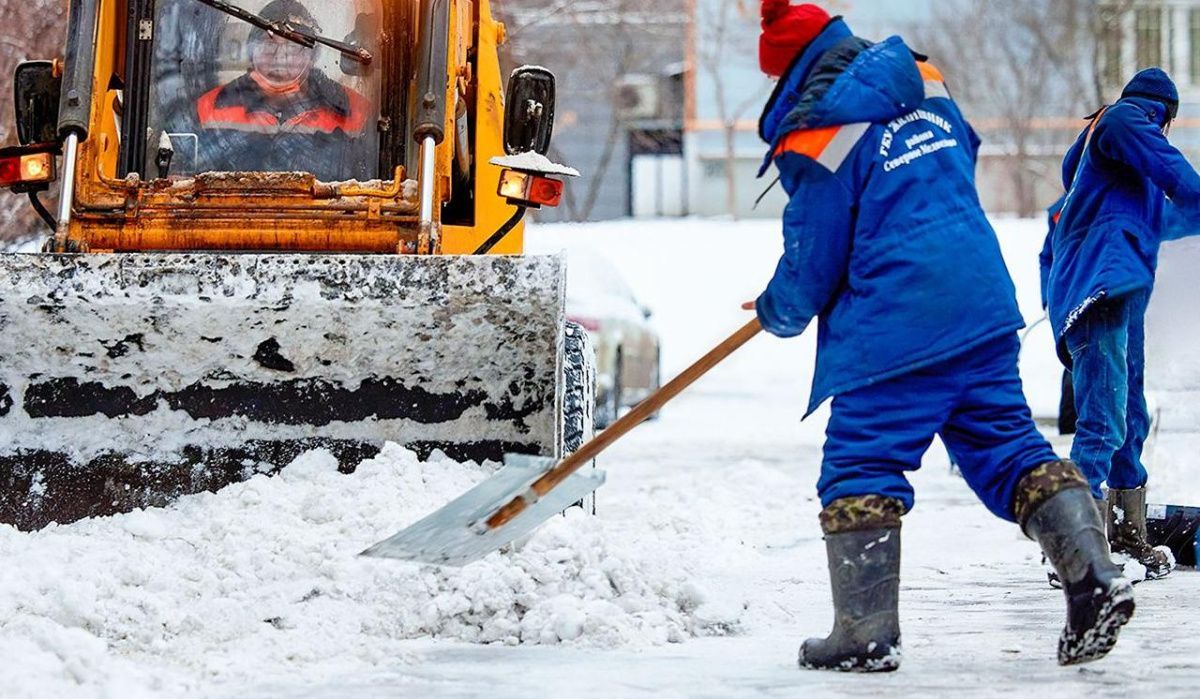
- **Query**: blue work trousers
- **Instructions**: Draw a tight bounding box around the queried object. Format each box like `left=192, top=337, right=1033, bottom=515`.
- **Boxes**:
left=1064, top=291, right=1152, bottom=498
left=819, top=333, right=1058, bottom=521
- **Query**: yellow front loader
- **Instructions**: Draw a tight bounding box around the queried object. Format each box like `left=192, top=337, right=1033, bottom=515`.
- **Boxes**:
left=0, top=0, right=592, bottom=529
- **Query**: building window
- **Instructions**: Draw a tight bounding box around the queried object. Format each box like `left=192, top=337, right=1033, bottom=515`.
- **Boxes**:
left=1136, top=7, right=1163, bottom=68
left=1191, top=9, right=1200, bottom=84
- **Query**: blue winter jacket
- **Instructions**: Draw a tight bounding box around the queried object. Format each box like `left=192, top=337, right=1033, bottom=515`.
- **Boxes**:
left=1042, top=193, right=1198, bottom=312
left=755, top=19, right=1024, bottom=416
left=1047, top=97, right=1200, bottom=338
left=1040, top=197, right=1066, bottom=310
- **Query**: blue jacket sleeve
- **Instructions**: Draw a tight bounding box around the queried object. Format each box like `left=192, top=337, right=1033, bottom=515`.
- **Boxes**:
left=1165, top=199, right=1200, bottom=240
left=1039, top=230, right=1053, bottom=309
left=1040, top=196, right=1065, bottom=309
left=1094, top=104, right=1200, bottom=210
left=755, top=153, right=853, bottom=338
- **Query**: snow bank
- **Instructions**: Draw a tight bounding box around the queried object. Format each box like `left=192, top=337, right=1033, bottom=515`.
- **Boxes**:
left=0, top=445, right=736, bottom=696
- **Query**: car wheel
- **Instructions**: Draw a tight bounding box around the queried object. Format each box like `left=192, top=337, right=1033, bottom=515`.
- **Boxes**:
left=643, top=347, right=661, bottom=421
left=597, top=351, right=623, bottom=430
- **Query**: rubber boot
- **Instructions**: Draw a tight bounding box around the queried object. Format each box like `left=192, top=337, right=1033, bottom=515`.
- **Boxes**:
left=799, top=496, right=903, bottom=673
left=1017, top=461, right=1135, bottom=666
left=1044, top=498, right=1109, bottom=590
left=1107, top=488, right=1174, bottom=580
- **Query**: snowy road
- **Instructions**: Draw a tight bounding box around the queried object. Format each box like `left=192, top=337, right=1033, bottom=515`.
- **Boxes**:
left=242, top=390, right=1200, bottom=698
left=254, top=219, right=1198, bottom=697
left=4, top=219, right=1198, bottom=697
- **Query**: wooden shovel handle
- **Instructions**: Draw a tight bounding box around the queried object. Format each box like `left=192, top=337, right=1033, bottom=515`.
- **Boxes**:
left=486, top=318, right=763, bottom=529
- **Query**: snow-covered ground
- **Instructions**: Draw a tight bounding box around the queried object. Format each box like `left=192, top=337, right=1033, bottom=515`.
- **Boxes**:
left=3, top=218, right=1198, bottom=698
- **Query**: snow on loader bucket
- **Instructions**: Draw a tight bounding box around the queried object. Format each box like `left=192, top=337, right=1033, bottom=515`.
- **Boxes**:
left=0, top=252, right=584, bottom=530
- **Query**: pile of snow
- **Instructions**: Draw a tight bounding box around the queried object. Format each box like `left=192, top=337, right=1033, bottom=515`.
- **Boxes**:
left=0, top=445, right=738, bottom=695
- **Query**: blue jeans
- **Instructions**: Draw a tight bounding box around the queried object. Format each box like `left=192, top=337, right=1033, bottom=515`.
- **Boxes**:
left=819, top=333, right=1058, bottom=522
left=1064, top=290, right=1151, bottom=498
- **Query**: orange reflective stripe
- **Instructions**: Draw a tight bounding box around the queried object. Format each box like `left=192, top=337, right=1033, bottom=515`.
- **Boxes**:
left=288, top=89, right=371, bottom=134
left=1086, top=107, right=1108, bottom=140
left=1064, top=107, right=1109, bottom=200
left=774, top=126, right=841, bottom=159
left=918, top=61, right=951, bottom=100
left=917, top=61, right=945, bottom=83
left=198, top=85, right=370, bottom=135
left=774, top=123, right=871, bottom=172
left=197, top=86, right=277, bottom=129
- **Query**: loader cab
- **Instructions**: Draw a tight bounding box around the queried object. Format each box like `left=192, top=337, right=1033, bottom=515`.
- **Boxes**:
left=137, top=0, right=387, bottom=182
left=2, top=0, right=571, bottom=255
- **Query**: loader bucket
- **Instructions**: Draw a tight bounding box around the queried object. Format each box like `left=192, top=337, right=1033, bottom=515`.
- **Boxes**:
left=0, top=252, right=570, bottom=530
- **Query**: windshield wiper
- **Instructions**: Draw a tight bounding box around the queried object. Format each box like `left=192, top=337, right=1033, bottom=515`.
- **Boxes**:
left=192, top=0, right=373, bottom=65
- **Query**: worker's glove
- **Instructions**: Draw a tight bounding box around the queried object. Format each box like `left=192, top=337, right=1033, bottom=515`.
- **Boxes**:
left=749, top=292, right=809, bottom=338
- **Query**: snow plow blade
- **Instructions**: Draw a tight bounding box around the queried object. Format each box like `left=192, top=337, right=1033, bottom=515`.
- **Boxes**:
left=0, top=253, right=569, bottom=530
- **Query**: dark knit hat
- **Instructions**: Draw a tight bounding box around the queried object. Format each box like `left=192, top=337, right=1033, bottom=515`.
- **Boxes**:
left=249, top=0, right=321, bottom=44
left=1122, top=68, right=1179, bottom=120
left=759, top=1, right=832, bottom=78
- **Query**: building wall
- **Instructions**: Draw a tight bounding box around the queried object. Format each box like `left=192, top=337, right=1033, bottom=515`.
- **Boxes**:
left=685, top=0, right=931, bottom=219
left=685, top=0, right=1200, bottom=219
left=496, top=1, right=686, bottom=222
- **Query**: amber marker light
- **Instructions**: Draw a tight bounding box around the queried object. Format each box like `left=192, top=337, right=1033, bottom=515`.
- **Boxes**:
left=497, top=168, right=565, bottom=208
left=0, top=144, right=58, bottom=190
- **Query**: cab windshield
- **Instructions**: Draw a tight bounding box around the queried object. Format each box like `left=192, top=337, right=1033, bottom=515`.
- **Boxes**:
left=145, top=0, right=382, bottom=181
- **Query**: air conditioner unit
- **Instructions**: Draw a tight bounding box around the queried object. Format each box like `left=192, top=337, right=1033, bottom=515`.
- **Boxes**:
left=615, top=75, right=660, bottom=120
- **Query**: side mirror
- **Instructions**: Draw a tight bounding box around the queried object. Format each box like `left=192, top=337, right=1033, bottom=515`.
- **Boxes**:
left=14, top=60, right=61, bottom=146
left=504, top=66, right=556, bottom=155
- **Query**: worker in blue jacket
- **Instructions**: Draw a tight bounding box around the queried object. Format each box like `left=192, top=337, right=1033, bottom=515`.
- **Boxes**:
left=1047, top=68, right=1200, bottom=581
left=752, top=1, right=1132, bottom=672
left=1041, top=197, right=1078, bottom=437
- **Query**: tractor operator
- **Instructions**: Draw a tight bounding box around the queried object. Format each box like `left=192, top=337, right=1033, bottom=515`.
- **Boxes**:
left=195, top=0, right=372, bottom=180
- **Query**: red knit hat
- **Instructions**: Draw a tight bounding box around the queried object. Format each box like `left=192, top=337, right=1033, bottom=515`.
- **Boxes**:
left=759, top=1, right=832, bottom=77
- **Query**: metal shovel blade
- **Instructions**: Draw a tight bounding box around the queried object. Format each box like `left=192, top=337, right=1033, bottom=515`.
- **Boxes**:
left=361, top=455, right=606, bottom=566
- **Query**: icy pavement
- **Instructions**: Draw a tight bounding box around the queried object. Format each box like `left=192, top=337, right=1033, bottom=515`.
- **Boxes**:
left=4, top=218, right=1199, bottom=697
left=236, top=391, right=1200, bottom=699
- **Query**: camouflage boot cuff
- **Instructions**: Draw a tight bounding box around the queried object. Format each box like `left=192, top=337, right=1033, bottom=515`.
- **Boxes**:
left=819, top=495, right=906, bottom=535
left=1013, top=460, right=1090, bottom=534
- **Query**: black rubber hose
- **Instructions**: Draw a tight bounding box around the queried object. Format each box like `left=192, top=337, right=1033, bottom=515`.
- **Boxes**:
left=473, top=206, right=527, bottom=255
left=28, top=191, right=55, bottom=233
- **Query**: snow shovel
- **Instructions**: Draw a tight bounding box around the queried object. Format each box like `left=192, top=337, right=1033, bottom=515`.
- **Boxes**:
left=362, top=317, right=764, bottom=565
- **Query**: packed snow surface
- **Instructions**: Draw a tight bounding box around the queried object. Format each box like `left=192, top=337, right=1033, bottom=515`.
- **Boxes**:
left=4, top=218, right=1200, bottom=698
left=0, top=444, right=743, bottom=696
